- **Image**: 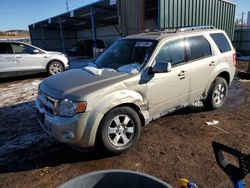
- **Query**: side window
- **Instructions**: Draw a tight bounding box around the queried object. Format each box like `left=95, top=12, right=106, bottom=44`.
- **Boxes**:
left=156, top=39, right=186, bottom=66
left=0, top=43, right=13, bottom=54
left=11, top=43, right=35, bottom=54
left=187, top=36, right=212, bottom=61
left=210, top=33, right=232, bottom=53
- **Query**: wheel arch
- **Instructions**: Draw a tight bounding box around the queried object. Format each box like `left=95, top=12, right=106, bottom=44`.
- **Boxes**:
left=95, top=103, right=144, bottom=153
left=204, top=71, right=231, bottom=97
left=94, top=103, right=146, bottom=146
left=217, top=71, right=230, bottom=86
left=113, top=103, right=146, bottom=127
left=99, top=103, right=146, bottom=130
left=46, top=59, right=65, bottom=71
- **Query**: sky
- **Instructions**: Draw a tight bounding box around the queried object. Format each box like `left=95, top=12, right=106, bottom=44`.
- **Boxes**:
left=0, top=0, right=249, bottom=31
left=234, top=0, right=249, bottom=20
left=0, top=0, right=97, bottom=31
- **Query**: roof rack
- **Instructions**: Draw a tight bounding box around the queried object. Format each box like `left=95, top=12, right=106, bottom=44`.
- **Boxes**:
left=177, top=25, right=215, bottom=32
left=143, top=28, right=177, bottom=34
left=143, top=25, right=215, bottom=34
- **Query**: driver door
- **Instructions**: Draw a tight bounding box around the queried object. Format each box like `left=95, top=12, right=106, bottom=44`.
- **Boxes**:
left=146, top=38, right=191, bottom=116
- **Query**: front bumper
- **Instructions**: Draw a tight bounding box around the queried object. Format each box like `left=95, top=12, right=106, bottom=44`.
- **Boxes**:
left=35, top=100, right=103, bottom=148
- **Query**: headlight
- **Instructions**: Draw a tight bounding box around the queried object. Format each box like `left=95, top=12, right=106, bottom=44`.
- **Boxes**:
left=62, top=53, right=68, bottom=58
left=58, top=99, right=87, bottom=117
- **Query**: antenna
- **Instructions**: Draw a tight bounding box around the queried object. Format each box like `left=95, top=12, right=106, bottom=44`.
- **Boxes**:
left=66, top=0, right=69, bottom=12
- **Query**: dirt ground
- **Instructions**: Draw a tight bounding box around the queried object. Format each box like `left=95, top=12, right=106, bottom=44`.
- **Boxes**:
left=0, top=61, right=250, bottom=188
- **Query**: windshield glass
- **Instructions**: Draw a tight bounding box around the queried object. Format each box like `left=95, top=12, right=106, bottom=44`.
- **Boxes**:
left=95, top=39, right=157, bottom=71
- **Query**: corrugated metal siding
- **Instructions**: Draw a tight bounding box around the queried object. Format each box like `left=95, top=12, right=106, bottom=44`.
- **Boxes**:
left=119, top=0, right=145, bottom=36
left=29, top=27, right=77, bottom=51
left=233, top=28, right=250, bottom=55
left=159, top=0, right=236, bottom=39
left=77, top=25, right=121, bottom=47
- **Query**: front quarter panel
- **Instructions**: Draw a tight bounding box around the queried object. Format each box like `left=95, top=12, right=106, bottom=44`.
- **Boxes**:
left=81, top=89, right=149, bottom=147
left=45, top=54, right=69, bottom=69
left=93, top=89, right=147, bottom=115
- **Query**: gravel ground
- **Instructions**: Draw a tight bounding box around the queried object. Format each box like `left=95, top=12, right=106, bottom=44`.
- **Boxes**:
left=0, top=62, right=250, bottom=188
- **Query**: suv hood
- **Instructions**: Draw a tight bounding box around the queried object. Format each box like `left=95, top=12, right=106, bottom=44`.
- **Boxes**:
left=45, top=51, right=63, bottom=55
left=40, top=69, right=134, bottom=101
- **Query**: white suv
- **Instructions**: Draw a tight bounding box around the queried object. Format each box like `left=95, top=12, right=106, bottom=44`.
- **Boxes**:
left=0, top=41, right=69, bottom=78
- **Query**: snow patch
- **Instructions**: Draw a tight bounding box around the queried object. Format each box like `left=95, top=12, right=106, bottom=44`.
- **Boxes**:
left=117, top=63, right=141, bottom=74
left=0, top=79, right=41, bottom=107
left=83, top=62, right=116, bottom=76
left=0, top=131, right=49, bottom=156
left=84, top=66, right=103, bottom=76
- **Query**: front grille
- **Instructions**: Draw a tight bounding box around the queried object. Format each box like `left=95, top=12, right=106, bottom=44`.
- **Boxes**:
left=38, top=91, right=58, bottom=116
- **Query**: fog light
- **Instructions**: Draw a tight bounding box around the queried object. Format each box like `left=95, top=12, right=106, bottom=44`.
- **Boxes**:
left=62, top=131, right=74, bottom=141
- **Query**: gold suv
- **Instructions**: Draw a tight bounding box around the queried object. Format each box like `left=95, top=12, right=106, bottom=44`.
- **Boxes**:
left=36, top=26, right=236, bottom=154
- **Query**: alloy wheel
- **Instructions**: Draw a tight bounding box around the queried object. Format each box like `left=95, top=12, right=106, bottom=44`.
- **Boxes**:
left=50, top=63, right=63, bottom=75
left=213, top=83, right=226, bottom=105
left=108, top=115, right=135, bottom=147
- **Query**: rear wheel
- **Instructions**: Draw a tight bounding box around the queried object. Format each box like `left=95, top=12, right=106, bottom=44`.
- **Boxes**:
left=100, top=107, right=141, bottom=154
left=47, top=61, right=64, bottom=76
left=203, top=77, right=228, bottom=110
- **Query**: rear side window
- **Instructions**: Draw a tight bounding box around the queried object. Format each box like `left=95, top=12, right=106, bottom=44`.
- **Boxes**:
left=156, top=39, right=186, bottom=66
left=0, top=43, right=13, bottom=54
left=187, top=36, right=212, bottom=61
left=210, top=33, right=232, bottom=53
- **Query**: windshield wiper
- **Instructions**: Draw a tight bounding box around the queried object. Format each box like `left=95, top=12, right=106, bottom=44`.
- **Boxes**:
left=91, top=60, right=100, bottom=68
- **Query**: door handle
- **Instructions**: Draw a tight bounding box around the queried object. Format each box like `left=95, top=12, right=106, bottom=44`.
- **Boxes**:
left=15, top=55, right=21, bottom=59
left=178, top=70, right=187, bottom=77
left=209, top=61, right=216, bottom=66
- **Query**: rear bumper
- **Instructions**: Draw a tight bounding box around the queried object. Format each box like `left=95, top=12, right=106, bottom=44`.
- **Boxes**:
left=35, top=99, right=103, bottom=148
left=231, top=67, right=236, bottom=84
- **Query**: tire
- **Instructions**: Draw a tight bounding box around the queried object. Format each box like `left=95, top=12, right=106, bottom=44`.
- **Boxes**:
left=47, top=61, right=64, bottom=76
left=203, top=77, right=228, bottom=110
left=99, top=107, right=141, bottom=154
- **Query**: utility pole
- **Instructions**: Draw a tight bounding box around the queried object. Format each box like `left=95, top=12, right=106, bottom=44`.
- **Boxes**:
left=248, top=57, right=250, bottom=73
left=240, top=12, right=244, bottom=53
left=66, top=0, right=69, bottom=12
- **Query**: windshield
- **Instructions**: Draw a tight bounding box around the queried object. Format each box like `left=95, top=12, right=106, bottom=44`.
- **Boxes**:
left=95, top=39, right=157, bottom=71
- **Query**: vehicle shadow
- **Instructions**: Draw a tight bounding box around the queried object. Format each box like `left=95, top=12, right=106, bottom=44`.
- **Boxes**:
left=0, top=100, right=209, bottom=174
left=171, top=101, right=210, bottom=116
left=0, top=73, right=47, bottom=83
left=0, top=100, right=112, bottom=174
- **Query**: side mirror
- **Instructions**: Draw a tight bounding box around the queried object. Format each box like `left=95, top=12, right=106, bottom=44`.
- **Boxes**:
left=33, top=49, right=40, bottom=54
left=151, top=61, right=172, bottom=74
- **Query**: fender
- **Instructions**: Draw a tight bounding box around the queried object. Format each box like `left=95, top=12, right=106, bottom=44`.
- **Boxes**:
left=203, top=68, right=231, bottom=98
left=84, top=89, right=149, bottom=147
left=94, top=89, right=148, bottom=116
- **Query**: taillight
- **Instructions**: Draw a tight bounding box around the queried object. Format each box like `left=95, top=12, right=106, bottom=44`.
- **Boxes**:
left=232, top=53, right=236, bottom=67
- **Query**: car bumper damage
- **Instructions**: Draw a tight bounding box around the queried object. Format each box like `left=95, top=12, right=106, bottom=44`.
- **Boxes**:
left=35, top=99, right=103, bottom=148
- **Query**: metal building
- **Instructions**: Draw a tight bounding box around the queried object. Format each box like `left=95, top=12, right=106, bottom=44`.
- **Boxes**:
left=247, top=11, right=250, bottom=27
left=29, top=0, right=235, bottom=54
left=234, top=28, right=250, bottom=55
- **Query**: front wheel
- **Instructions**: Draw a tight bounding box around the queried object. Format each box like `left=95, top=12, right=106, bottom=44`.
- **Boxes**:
left=100, top=107, right=141, bottom=154
left=47, top=61, right=64, bottom=76
left=203, top=77, right=228, bottom=110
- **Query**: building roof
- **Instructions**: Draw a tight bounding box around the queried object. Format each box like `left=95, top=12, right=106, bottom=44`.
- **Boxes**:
left=29, top=0, right=157, bottom=31
left=29, top=0, right=118, bottom=31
